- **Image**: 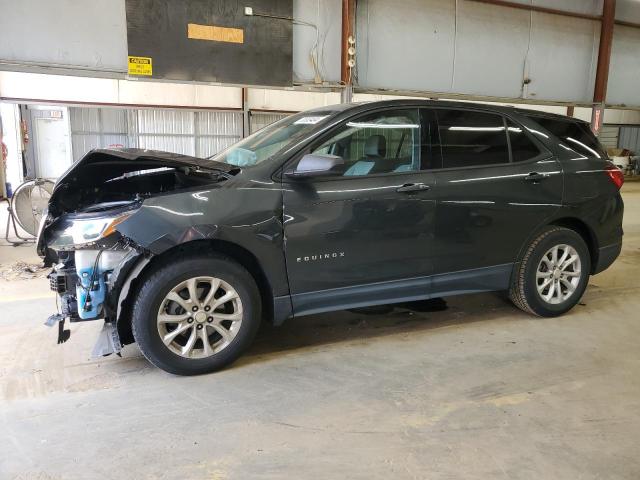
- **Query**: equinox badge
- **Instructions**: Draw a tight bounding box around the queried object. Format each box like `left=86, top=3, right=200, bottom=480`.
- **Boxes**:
left=297, top=252, right=345, bottom=262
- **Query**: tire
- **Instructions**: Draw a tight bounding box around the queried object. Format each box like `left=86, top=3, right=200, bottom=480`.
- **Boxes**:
left=132, top=253, right=261, bottom=375
left=509, top=226, right=590, bottom=317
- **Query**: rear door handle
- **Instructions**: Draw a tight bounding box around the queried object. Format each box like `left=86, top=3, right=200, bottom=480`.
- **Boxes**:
left=396, top=183, right=431, bottom=193
left=523, top=172, right=550, bottom=183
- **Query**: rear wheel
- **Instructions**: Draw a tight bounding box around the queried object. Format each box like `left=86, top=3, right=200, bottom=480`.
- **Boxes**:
left=510, top=226, right=590, bottom=317
left=132, top=254, right=261, bottom=375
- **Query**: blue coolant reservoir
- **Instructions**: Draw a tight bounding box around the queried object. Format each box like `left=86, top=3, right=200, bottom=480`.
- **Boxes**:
left=74, top=250, right=127, bottom=320
left=75, top=250, right=107, bottom=320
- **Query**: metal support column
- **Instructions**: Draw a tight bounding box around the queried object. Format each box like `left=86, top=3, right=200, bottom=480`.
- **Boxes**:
left=241, top=87, right=250, bottom=138
left=340, top=0, right=355, bottom=103
left=591, top=0, right=616, bottom=135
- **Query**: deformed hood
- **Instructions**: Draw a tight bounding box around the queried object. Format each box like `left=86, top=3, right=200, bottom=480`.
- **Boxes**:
left=54, top=148, right=234, bottom=190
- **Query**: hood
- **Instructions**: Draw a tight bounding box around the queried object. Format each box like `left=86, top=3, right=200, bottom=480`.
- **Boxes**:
left=38, top=148, right=237, bottom=257
left=42, top=148, right=239, bottom=218
left=54, top=148, right=234, bottom=191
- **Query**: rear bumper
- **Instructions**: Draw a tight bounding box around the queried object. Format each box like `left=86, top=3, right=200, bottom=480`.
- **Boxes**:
left=593, top=241, right=622, bottom=275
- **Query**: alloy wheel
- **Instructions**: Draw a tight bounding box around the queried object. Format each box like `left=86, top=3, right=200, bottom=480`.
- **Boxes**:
left=157, top=276, right=243, bottom=359
left=535, top=244, right=582, bottom=305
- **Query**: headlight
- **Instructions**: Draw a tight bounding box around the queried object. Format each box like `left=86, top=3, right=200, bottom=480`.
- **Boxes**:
left=48, top=211, right=135, bottom=250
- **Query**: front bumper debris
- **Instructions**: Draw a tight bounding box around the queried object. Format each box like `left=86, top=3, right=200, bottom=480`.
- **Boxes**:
left=44, top=313, right=70, bottom=344
left=44, top=245, right=141, bottom=354
left=91, top=322, right=122, bottom=358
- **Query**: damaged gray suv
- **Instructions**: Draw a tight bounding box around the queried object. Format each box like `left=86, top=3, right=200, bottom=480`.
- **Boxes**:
left=38, top=100, right=624, bottom=375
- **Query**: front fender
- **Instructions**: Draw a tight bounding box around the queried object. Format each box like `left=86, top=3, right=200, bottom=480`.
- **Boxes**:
left=114, top=185, right=289, bottom=297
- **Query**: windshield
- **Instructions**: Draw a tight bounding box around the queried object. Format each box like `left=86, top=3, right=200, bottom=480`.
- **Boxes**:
left=209, top=111, right=335, bottom=167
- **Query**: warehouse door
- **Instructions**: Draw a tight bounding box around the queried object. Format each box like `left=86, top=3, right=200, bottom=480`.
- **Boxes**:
left=32, top=109, right=72, bottom=179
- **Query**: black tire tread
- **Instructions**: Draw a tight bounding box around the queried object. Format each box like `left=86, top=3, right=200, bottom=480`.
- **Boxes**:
left=131, top=252, right=261, bottom=375
left=509, top=226, right=570, bottom=316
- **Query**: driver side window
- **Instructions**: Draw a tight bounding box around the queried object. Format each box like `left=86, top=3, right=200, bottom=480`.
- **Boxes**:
left=312, top=109, right=421, bottom=176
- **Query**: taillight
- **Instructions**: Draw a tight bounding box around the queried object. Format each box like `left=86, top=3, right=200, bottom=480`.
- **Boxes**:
left=605, top=163, right=624, bottom=189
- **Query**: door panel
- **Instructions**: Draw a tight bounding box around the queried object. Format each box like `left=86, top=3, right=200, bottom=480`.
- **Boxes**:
left=284, top=173, right=437, bottom=295
left=283, top=107, right=438, bottom=309
left=432, top=109, right=563, bottom=276
left=433, top=158, right=563, bottom=274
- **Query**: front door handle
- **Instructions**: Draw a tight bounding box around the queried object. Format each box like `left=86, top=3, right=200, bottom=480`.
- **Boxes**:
left=396, top=183, right=431, bottom=193
left=523, top=172, right=550, bottom=183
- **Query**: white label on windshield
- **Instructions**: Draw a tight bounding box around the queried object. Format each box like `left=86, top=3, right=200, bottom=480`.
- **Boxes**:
left=294, top=116, right=328, bottom=125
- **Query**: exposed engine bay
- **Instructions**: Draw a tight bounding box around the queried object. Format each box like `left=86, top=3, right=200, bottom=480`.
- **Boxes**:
left=47, top=150, right=234, bottom=217
left=38, top=148, right=236, bottom=355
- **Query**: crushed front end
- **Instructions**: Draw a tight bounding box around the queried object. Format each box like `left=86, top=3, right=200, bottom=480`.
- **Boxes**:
left=39, top=204, right=146, bottom=356
left=36, top=148, right=234, bottom=356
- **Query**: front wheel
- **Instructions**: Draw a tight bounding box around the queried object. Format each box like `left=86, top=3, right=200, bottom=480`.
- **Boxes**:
left=132, top=254, right=261, bottom=375
left=510, top=226, right=590, bottom=317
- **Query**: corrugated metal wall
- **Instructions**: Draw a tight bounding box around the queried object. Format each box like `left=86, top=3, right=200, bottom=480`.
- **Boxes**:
left=249, top=111, right=292, bottom=134
left=70, top=107, right=242, bottom=161
left=355, top=0, right=602, bottom=103
left=599, top=126, right=620, bottom=150
left=618, top=126, right=640, bottom=154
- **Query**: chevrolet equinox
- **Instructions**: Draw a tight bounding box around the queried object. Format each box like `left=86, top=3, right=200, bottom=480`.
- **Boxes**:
left=38, top=100, right=624, bottom=375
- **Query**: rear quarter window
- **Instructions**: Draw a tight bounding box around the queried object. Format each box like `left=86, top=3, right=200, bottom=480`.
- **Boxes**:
left=507, top=119, right=542, bottom=162
left=527, top=116, right=606, bottom=159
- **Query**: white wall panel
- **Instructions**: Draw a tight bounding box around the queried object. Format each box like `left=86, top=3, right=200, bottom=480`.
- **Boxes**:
left=524, top=13, right=599, bottom=103
left=0, top=72, right=243, bottom=109
left=604, top=109, right=640, bottom=125
left=608, top=26, right=640, bottom=107
left=453, top=1, right=531, bottom=98
left=293, top=0, right=342, bottom=83
left=118, top=81, right=241, bottom=109
left=616, top=0, right=640, bottom=23
left=0, top=0, right=127, bottom=73
left=356, top=0, right=610, bottom=106
left=0, top=72, right=120, bottom=103
left=509, top=0, right=603, bottom=16
left=246, top=88, right=341, bottom=111
left=356, top=0, right=456, bottom=93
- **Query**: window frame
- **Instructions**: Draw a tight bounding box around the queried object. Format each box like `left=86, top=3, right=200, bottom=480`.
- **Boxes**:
left=429, top=107, right=552, bottom=173
left=281, top=106, right=432, bottom=183
left=522, top=114, right=606, bottom=159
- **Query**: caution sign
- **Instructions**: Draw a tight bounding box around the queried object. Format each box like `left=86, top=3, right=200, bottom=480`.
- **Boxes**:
left=128, top=56, right=153, bottom=76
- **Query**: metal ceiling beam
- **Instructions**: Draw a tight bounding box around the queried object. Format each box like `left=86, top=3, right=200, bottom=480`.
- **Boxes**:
left=466, top=0, right=640, bottom=29
left=465, top=0, right=602, bottom=21
left=615, top=19, right=640, bottom=29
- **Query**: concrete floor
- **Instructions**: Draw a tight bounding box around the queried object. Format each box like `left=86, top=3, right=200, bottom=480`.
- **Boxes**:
left=1, top=184, right=639, bottom=480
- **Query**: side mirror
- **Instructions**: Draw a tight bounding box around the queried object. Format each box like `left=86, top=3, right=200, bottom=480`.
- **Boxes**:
left=284, top=153, right=344, bottom=179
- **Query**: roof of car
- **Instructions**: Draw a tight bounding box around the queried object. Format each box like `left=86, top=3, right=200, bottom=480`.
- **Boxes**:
left=514, top=107, right=588, bottom=124
left=306, top=98, right=581, bottom=123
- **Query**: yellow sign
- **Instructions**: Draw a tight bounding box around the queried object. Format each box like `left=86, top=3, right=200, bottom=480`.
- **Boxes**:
left=128, top=56, right=153, bottom=76
left=187, top=23, right=244, bottom=44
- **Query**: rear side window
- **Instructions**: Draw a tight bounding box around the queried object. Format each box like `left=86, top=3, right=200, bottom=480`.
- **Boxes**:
left=435, top=109, right=510, bottom=168
left=530, top=117, right=606, bottom=159
left=507, top=119, right=541, bottom=162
